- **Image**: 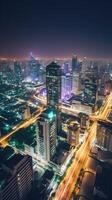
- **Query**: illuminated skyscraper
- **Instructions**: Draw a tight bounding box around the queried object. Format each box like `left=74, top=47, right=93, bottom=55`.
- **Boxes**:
left=63, top=62, right=70, bottom=74
left=29, top=55, right=40, bottom=81
left=61, top=73, right=72, bottom=100
left=71, top=55, right=81, bottom=95
left=36, top=108, right=57, bottom=161
left=72, top=73, right=80, bottom=95
left=14, top=61, right=22, bottom=84
left=46, top=62, right=61, bottom=109
left=82, top=79, right=97, bottom=107
left=81, top=57, right=88, bottom=78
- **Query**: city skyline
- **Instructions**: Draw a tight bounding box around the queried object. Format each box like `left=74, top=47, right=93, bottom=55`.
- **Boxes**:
left=0, top=55, right=112, bottom=200
left=0, top=1, right=112, bottom=200
left=0, top=0, right=112, bottom=59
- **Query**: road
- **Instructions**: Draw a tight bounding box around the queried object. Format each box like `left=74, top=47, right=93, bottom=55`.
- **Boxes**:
left=0, top=106, right=45, bottom=145
left=51, top=93, right=112, bottom=200
left=91, top=92, right=112, bottom=122
left=53, top=123, right=96, bottom=200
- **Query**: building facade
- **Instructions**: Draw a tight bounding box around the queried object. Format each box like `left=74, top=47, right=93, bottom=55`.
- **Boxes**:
left=36, top=108, right=57, bottom=161
left=0, top=153, right=33, bottom=200
left=46, top=62, right=61, bottom=109
left=61, top=74, right=72, bottom=100
left=96, top=121, right=112, bottom=152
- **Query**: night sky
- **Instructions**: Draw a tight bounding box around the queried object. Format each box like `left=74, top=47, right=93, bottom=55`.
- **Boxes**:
left=0, top=0, right=112, bottom=58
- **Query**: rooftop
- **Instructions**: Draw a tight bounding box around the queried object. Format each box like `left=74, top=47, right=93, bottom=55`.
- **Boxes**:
left=3, top=154, right=24, bottom=170
left=98, top=120, right=112, bottom=130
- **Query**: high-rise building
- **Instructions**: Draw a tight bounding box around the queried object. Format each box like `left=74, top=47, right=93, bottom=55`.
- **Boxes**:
left=72, top=54, right=78, bottom=74
left=82, top=79, right=97, bottom=107
left=63, top=62, right=70, bottom=74
left=61, top=73, right=72, bottom=100
left=96, top=120, right=112, bottom=152
left=67, top=120, right=80, bottom=146
left=14, top=61, right=22, bottom=84
left=38, top=65, right=46, bottom=83
left=81, top=57, right=88, bottom=78
left=72, top=55, right=82, bottom=95
left=29, top=55, right=40, bottom=81
left=0, top=150, right=33, bottom=200
left=36, top=108, right=57, bottom=161
left=46, top=62, right=61, bottom=109
left=72, top=73, right=81, bottom=95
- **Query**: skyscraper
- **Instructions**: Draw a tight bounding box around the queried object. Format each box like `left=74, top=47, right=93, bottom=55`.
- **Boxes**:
left=81, top=57, right=88, bottom=78
left=72, top=54, right=78, bottom=74
left=72, top=55, right=81, bottom=95
left=72, top=73, right=80, bottom=95
left=96, top=120, right=112, bottom=152
left=14, top=61, right=22, bottom=84
left=82, top=79, right=97, bottom=107
left=0, top=149, right=33, bottom=200
left=63, top=62, right=70, bottom=74
left=29, top=54, right=40, bottom=81
left=36, top=108, right=57, bottom=161
left=61, top=73, right=72, bottom=100
left=46, top=62, right=61, bottom=109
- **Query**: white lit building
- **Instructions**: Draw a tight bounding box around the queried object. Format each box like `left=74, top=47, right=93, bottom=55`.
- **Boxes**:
left=61, top=74, right=72, bottom=100
left=72, top=73, right=80, bottom=95
left=36, top=109, right=57, bottom=161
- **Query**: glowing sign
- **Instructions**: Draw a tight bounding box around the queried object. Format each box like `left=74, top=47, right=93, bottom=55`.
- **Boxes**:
left=48, top=111, right=54, bottom=119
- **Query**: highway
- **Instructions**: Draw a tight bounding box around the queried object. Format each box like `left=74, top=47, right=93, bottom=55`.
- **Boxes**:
left=91, top=92, right=112, bottom=121
left=51, top=92, right=112, bottom=200
left=0, top=106, right=45, bottom=145
left=78, top=156, right=97, bottom=200
left=53, top=123, right=96, bottom=200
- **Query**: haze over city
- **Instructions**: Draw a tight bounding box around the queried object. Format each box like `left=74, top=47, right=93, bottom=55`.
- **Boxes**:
left=0, top=0, right=112, bottom=58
